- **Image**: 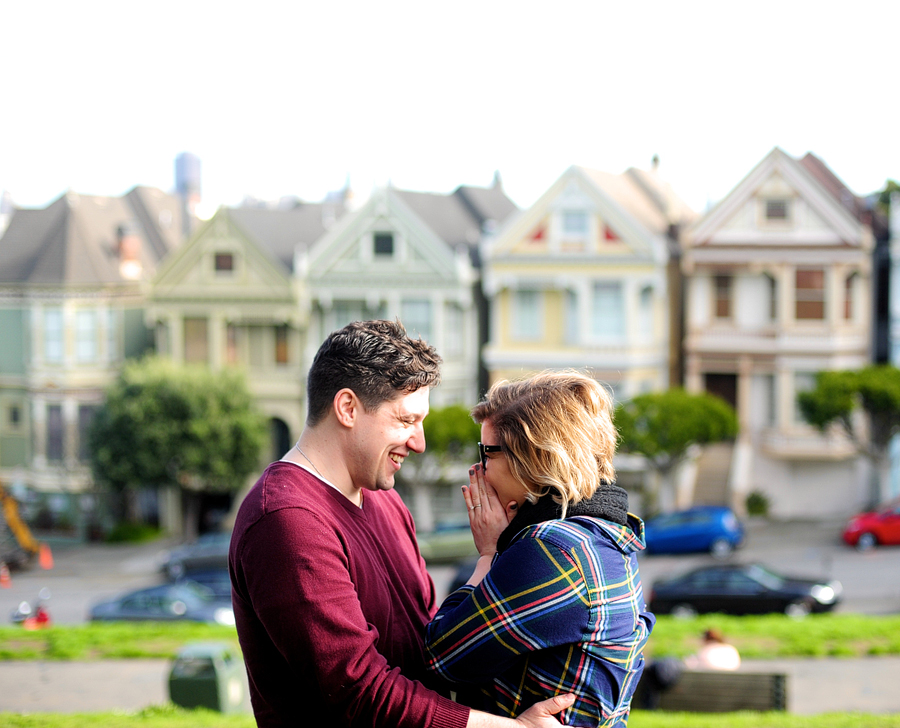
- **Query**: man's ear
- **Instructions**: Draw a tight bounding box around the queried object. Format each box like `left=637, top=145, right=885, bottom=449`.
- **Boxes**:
left=333, top=389, right=359, bottom=428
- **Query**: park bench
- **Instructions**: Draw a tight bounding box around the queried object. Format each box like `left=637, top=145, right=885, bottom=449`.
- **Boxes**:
left=635, top=669, right=788, bottom=712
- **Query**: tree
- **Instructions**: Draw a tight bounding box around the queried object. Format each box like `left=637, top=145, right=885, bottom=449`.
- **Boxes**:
left=398, top=404, right=481, bottom=532
left=615, top=389, right=738, bottom=514
left=798, top=365, right=900, bottom=507
left=89, top=357, right=268, bottom=537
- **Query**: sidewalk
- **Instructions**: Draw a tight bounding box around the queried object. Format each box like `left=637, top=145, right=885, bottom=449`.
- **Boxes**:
left=1, top=656, right=899, bottom=714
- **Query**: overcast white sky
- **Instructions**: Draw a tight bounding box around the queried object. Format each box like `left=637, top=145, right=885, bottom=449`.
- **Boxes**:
left=1, top=1, right=897, bottom=219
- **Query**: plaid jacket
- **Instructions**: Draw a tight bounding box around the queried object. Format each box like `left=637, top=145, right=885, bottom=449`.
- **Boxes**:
left=425, top=515, right=654, bottom=727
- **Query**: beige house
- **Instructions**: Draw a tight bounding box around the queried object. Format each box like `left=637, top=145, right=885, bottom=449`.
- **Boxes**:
left=682, top=147, right=877, bottom=518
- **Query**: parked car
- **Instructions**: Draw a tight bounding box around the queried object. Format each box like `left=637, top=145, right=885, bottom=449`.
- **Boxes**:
left=842, top=497, right=900, bottom=551
left=89, top=582, right=235, bottom=625
left=177, top=568, right=233, bottom=600
left=648, top=562, right=842, bottom=618
left=643, top=506, right=744, bottom=557
left=160, top=531, right=231, bottom=579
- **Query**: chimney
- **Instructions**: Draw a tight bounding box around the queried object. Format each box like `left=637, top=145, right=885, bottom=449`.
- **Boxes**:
left=117, top=224, right=143, bottom=280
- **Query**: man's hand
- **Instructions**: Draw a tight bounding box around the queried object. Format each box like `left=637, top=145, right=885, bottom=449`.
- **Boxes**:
left=515, top=694, right=576, bottom=726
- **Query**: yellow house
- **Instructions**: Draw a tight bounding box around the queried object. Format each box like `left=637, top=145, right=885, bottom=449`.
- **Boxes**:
left=483, top=164, right=694, bottom=401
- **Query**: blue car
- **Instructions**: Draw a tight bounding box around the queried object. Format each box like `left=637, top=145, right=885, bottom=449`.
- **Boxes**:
left=643, top=506, right=744, bottom=557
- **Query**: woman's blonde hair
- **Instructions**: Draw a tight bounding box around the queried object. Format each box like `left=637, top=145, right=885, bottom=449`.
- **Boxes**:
left=471, top=370, right=617, bottom=516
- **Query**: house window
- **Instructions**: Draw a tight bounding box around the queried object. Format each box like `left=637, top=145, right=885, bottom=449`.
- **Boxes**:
left=184, top=317, right=209, bottom=363
left=591, top=282, right=625, bottom=338
left=714, top=275, right=732, bottom=319
left=274, top=325, right=289, bottom=365
left=638, top=286, right=653, bottom=337
left=565, top=290, right=579, bottom=344
left=513, top=290, right=542, bottom=340
left=766, top=199, right=789, bottom=221
left=6, top=403, right=23, bottom=433
left=844, top=273, right=856, bottom=320
left=764, top=274, right=777, bottom=321
left=444, top=304, right=464, bottom=357
left=795, top=268, right=825, bottom=320
left=333, top=301, right=366, bottom=331
left=44, top=308, right=64, bottom=363
left=78, top=405, right=98, bottom=461
left=47, top=404, right=64, bottom=462
left=562, top=211, right=588, bottom=236
left=107, top=309, right=119, bottom=361
left=214, top=253, right=234, bottom=272
left=401, top=299, right=432, bottom=342
left=75, top=310, right=97, bottom=363
left=373, top=233, right=394, bottom=257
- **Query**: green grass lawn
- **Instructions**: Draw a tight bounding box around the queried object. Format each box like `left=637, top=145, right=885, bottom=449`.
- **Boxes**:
left=2, top=613, right=900, bottom=661
left=1, top=707, right=899, bottom=728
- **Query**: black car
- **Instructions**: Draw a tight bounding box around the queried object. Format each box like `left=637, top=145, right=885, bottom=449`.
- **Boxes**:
left=89, top=582, right=235, bottom=625
left=648, top=562, right=842, bottom=618
left=160, top=532, right=231, bottom=579
left=178, top=568, right=233, bottom=600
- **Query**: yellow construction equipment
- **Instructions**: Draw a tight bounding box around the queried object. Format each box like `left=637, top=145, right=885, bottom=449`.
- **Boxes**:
left=1, top=481, right=41, bottom=569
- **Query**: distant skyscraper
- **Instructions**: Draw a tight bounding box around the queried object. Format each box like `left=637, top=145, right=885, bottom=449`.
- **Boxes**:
left=175, top=152, right=201, bottom=236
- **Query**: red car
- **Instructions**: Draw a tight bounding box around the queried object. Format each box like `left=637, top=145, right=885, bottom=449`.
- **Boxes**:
left=842, top=497, right=900, bottom=550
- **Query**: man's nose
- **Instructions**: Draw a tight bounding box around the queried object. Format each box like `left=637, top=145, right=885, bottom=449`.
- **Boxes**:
left=408, top=424, right=426, bottom=454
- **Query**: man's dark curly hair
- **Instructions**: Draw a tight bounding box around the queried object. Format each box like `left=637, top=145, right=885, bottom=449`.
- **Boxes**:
left=305, top=320, right=442, bottom=426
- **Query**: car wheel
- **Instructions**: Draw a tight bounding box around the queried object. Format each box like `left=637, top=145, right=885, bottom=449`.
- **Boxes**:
left=856, top=533, right=877, bottom=552
left=670, top=603, right=698, bottom=619
left=785, top=599, right=811, bottom=619
left=710, top=538, right=733, bottom=558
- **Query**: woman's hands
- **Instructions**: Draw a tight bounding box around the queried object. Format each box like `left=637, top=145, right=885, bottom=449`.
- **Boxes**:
left=462, top=463, right=517, bottom=558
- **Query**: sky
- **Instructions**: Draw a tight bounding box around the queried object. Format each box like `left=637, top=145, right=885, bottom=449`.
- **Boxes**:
left=1, top=1, right=898, bottom=220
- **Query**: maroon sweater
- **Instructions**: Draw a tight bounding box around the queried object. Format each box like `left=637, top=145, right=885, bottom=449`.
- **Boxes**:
left=229, top=461, right=470, bottom=728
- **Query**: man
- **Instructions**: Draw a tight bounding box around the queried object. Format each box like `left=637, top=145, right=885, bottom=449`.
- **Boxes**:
left=229, top=320, right=573, bottom=727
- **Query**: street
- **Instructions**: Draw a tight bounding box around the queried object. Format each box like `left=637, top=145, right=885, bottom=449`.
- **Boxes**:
left=1, top=517, right=899, bottom=624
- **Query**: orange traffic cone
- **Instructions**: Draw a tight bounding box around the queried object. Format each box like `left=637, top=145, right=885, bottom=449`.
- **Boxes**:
left=0, top=562, right=10, bottom=588
left=39, top=543, right=53, bottom=570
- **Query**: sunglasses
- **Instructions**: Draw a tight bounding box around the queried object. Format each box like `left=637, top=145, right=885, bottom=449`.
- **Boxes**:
left=478, top=442, right=503, bottom=470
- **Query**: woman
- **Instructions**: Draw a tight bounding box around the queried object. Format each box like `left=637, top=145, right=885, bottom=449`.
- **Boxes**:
left=424, top=371, right=655, bottom=727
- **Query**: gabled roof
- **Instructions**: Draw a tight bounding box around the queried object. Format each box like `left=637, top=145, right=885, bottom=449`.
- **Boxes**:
left=487, top=164, right=684, bottom=266
left=229, top=202, right=340, bottom=272
left=798, top=153, right=888, bottom=238
left=688, top=147, right=869, bottom=246
left=393, top=182, right=518, bottom=264
left=0, top=187, right=183, bottom=286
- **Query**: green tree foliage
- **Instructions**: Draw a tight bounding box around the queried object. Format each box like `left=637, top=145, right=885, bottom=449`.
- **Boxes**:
left=615, top=389, right=738, bottom=474
left=798, top=365, right=900, bottom=504
left=89, top=357, right=268, bottom=501
left=422, top=404, right=481, bottom=463
left=875, top=179, right=900, bottom=219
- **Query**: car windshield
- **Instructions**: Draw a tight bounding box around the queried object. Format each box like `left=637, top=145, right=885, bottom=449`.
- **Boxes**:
left=174, top=582, right=216, bottom=604
left=746, top=564, right=785, bottom=590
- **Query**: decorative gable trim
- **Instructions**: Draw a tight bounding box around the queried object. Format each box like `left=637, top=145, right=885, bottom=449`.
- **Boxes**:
left=688, top=147, right=864, bottom=247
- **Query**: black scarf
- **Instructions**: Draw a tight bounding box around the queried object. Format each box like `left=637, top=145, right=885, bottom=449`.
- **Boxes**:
left=495, top=482, right=629, bottom=554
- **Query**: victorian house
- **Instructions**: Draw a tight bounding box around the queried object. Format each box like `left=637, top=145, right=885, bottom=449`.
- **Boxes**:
left=682, top=147, right=880, bottom=518
left=0, top=187, right=185, bottom=535
left=482, top=164, right=694, bottom=400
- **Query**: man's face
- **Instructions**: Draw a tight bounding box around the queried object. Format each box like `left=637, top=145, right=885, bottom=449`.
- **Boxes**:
left=349, top=387, right=430, bottom=493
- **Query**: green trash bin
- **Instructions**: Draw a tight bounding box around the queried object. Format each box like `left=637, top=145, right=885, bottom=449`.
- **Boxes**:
left=169, top=641, right=246, bottom=713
